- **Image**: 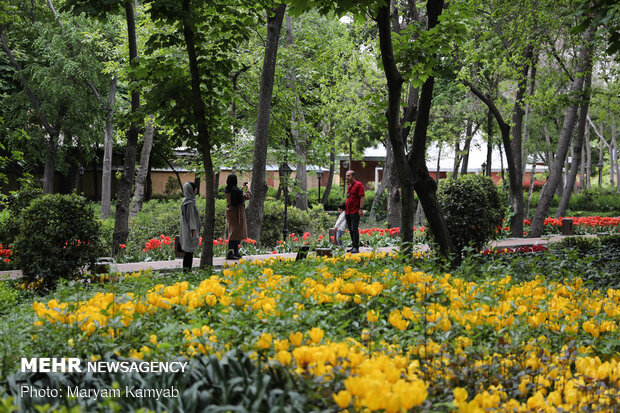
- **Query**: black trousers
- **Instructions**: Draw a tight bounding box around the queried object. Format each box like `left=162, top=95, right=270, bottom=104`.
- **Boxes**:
left=182, top=251, right=194, bottom=271
left=228, top=240, right=240, bottom=254
left=345, top=213, right=360, bottom=249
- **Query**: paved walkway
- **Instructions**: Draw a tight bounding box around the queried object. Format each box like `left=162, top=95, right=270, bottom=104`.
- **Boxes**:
left=0, top=234, right=597, bottom=281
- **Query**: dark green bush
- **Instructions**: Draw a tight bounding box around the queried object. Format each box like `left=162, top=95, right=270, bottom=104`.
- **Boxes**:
left=435, top=174, right=505, bottom=252
left=13, top=194, right=103, bottom=289
left=0, top=179, right=43, bottom=245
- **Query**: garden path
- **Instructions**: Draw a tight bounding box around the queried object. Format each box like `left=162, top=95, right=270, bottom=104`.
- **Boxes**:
left=0, top=234, right=598, bottom=281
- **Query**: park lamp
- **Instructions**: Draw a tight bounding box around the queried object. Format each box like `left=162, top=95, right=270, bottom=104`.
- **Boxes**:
left=597, top=159, right=604, bottom=187
left=316, top=168, right=324, bottom=204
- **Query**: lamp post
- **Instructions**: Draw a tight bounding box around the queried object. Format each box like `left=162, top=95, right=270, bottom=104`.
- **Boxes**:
left=79, top=166, right=85, bottom=194
left=280, top=162, right=293, bottom=241
left=481, top=162, right=487, bottom=176
left=316, top=168, right=324, bottom=205
left=597, top=159, right=604, bottom=187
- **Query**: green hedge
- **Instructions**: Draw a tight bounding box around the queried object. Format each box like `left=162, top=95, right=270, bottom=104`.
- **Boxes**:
left=434, top=175, right=505, bottom=252
left=13, top=194, right=103, bottom=289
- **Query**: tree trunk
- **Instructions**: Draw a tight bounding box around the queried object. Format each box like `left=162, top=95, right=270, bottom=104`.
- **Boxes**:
left=507, top=46, right=532, bottom=238
left=460, top=132, right=473, bottom=175
left=435, top=143, right=441, bottom=182
left=43, top=137, right=58, bottom=194
left=101, top=76, right=117, bottom=219
left=146, top=163, right=152, bottom=201
left=377, top=0, right=456, bottom=258
left=451, top=139, right=460, bottom=179
left=557, top=68, right=592, bottom=217
left=486, top=109, right=493, bottom=175
left=181, top=0, right=214, bottom=267
left=321, top=137, right=335, bottom=206
left=130, top=115, right=155, bottom=218
left=586, top=125, right=591, bottom=189
left=465, top=81, right=522, bottom=237
left=525, top=157, right=537, bottom=219
left=113, top=1, right=140, bottom=254
left=246, top=3, right=286, bottom=243
left=529, top=28, right=594, bottom=237
left=386, top=139, right=401, bottom=229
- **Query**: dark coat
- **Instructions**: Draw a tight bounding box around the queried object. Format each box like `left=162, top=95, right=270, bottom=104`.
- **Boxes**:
left=226, top=190, right=252, bottom=241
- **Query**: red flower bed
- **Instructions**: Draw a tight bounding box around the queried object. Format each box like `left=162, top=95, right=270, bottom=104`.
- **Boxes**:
left=143, top=234, right=171, bottom=252
left=0, top=243, right=11, bottom=263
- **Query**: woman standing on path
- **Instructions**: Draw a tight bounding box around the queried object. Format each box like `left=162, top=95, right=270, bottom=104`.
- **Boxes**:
left=179, top=182, right=201, bottom=272
left=225, top=174, right=252, bottom=260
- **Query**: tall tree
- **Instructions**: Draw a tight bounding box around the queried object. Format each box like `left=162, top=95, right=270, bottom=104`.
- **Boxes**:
left=64, top=0, right=143, bottom=252
left=246, top=3, right=286, bottom=242
left=556, top=67, right=592, bottom=217
left=529, top=27, right=596, bottom=236
left=2, top=0, right=107, bottom=194
left=377, top=0, right=457, bottom=257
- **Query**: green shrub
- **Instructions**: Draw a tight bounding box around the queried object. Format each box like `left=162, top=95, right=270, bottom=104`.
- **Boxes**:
left=0, top=179, right=44, bottom=245
left=13, top=194, right=102, bottom=289
left=434, top=174, right=505, bottom=252
left=164, top=175, right=182, bottom=196
left=0, top=281, right=18, bottom=315
left=570, top=189, right=620, bottom=213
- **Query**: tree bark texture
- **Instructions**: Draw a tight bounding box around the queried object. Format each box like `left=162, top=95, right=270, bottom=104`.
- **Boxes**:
left=529, top=28, right=595, bottom=237
left=557, top=68, right=592, bottom=217
left=377, top=0, right=456, bottom=258
left=181, top=0, right=214, bottom=267
left=507, top=46, right=532, bottom=238
left=246, top=3, right=287, bottom=243
left=101, top=76, right=117, bottom=219
left=113, top=1, right=140, bottom=254
left=130, top=115, right=155, bottom=218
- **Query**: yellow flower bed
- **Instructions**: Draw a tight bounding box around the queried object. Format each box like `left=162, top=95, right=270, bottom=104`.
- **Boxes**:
left=31, top=252, right=620, bottom=411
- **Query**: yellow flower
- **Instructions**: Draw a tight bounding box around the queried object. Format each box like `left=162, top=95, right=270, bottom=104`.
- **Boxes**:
left=276, top=350, right=292, bottom=366
left=289, top=332, right=303, bottom=347
left=256, top=333, right=273, bottom=349
left=453, top=387, right=468, bottom=403
left=308, top=327, right=324, bottom=344
left=333, top=390, right=351, bottom=408
left=149, top=334, right=158, bottom=346
left=366, top=310, right=379, bottom=323
left=274, top=339, right=290, bottom=351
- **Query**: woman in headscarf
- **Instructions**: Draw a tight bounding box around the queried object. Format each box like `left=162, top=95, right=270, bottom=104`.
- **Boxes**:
left=225, top=174, right=252, bottom=260
left=179, top=182, right=201, bottom=272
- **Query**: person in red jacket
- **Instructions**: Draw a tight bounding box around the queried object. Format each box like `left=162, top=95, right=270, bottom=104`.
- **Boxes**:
left=344, top=170, right=364, bottom=253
